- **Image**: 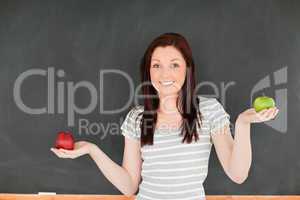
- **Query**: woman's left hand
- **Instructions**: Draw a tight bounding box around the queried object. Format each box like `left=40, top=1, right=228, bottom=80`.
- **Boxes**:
left=51, top=141, right=95, bottom=159
left=238, top=107, right=279, bottom=124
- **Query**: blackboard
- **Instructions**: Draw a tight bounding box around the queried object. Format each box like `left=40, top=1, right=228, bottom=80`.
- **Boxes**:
left=0, top=0, right=299, bottom=195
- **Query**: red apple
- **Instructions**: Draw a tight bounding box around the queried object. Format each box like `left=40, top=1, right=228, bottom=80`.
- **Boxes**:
left=54, top=131, right=75, bottom=150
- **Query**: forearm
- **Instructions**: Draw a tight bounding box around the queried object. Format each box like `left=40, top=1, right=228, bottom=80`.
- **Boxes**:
left=88, top=144, right=136, bottom=196
left=228, top=116, right=252, bottom=182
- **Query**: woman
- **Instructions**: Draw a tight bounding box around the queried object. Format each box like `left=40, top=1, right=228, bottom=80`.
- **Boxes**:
left=51, top=33, right=279, bottom=199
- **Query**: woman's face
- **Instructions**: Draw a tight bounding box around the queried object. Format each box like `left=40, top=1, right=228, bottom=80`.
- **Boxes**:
left=150, top=46, right=187, bottom=97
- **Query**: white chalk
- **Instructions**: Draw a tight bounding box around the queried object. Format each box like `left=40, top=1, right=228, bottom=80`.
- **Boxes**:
left=38, top=192, right=57, bottom=195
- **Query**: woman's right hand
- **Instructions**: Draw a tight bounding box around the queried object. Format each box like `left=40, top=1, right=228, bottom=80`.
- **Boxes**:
left=51, top=141, right=96, bottom=159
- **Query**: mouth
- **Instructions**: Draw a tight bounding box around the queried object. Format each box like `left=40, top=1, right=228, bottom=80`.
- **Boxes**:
left=159, top=81, right=175, bottom=86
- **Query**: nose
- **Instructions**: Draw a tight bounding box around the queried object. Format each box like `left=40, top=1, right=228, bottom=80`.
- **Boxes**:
left=160, top=65, right=171, bottom=78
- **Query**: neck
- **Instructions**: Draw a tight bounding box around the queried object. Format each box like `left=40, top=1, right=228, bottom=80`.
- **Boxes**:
left=157, top=94, right=179, bottom=114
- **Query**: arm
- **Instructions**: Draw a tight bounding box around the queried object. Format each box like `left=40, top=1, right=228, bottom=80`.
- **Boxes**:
left=89, top=137, right=142, bottom=196
left=211, top=107, right=279, bottom=184
left=211, top=118, right=251, bottom=184
left=51, top=137, right=142, bottom=197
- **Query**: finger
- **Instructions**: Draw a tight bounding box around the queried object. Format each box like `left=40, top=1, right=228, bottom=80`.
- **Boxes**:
left=272, top=108, right=278, bottom=116
left=51, top=148, right=61, bottom=154
left=51, top=149, right=65, bottom=158
left=249, top=108, right=256, bottom=113
left=257, top=109, right=267, bottom=118
left=60, top=149, right=80, bottom=157
left=257, top=109, right=268, bottom=120
left=263, top=107, right=274, bottom=116
left=264, top=108, right=277, bottom=120
left=265, top=108, right=276, bottom=119
left=258, top=109, right=268, bottom=115
left=50, top=149, right=59, bottom=157
left=59, top=151, right=77, bottom=159
left=57, top=152, right=72, bottom=159
left=60, top=149, right=73, bottom=154
left=270, top=107, right=278, bottom=116
left=271, top=108, right=279, bottom=120
left=59, top=149, right=81, bottom=159
left=256, top=109, right=272, bottom=121
left=51, top=148, right=71, bottom=158
left=74, top=142, right=84, bottom=148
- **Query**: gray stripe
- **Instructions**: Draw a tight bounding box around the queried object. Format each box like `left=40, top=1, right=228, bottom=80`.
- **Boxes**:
left=138, top=185, right=205, bottom=199
left=142, top=158, right=210, bottom=170
left=142, top=143, right=211, bottom=155
left=137, top=193, right=206, bottom=200
left=142, top=173, right=208, bottom=185
left=142, top=167, right=209, bottom=177
left=144, top=151, right=211, bottom=163
left=154, top=137, right=210, bottom=143
left=142, top=182, right=202, bottom=192
left=152, top=137, right=211, bottom=148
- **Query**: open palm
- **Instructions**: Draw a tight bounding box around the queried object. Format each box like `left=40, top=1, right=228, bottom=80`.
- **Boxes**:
left=239, top=107, right=279, bottom=124
left=51, top=141, right=93, bottom=159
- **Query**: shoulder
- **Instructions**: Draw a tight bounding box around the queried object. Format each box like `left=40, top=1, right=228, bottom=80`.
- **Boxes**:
left=197, top=95, right=224, bottom=117
left=125, top=105, right=144, bottom=123
left=197, top=95, right=214, bottom=104
left=128, top=105, right=144, bottom=115
left=120, top=105, right=144, bottom=138
left=197, top=95, right=219, bottom=109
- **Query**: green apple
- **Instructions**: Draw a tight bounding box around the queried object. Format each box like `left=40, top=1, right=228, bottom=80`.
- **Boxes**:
left=253, top=96, right=276, bottom=112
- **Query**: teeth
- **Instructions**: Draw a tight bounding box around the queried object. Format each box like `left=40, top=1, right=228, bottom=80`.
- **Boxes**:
left=160, top=81, right=174, bottom=86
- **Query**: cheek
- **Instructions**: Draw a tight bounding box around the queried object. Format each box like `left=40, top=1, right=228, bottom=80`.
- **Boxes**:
left=150, top=70, right=160, bottom=91
left=177, top=68, right=187, bottom=83
left=150, top=70, right=159, bottom=82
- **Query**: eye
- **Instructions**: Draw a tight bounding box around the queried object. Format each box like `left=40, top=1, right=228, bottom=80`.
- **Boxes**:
left=171, top=63, right=180, bottom=68
left=152, top=64, right=160, bottom=68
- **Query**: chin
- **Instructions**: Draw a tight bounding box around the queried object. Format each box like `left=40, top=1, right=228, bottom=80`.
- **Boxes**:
left=158, top=89, right=180, bottom=96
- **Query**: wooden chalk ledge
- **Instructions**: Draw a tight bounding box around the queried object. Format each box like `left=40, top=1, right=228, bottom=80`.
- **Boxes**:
left=0, top=194, right=300, bottom=200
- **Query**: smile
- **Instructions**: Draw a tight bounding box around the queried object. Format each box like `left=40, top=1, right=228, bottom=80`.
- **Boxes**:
left=159, top=81, right=175, bottom=86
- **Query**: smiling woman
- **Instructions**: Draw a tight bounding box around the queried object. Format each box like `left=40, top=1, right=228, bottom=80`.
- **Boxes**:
left=51, top=32, right=279, bottom=200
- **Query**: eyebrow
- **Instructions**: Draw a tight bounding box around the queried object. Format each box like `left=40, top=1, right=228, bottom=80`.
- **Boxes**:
left=151, top=58, right=181, bottom=62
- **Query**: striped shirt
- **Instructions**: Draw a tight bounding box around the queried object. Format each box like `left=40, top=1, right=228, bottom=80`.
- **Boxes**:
left=120, top=95, right=231, bottom=200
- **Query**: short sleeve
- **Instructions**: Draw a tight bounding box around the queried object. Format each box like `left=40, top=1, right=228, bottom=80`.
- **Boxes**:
left=209, top=98, right=231, bottom=135
left=120, top=106, right=143, bottom=140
